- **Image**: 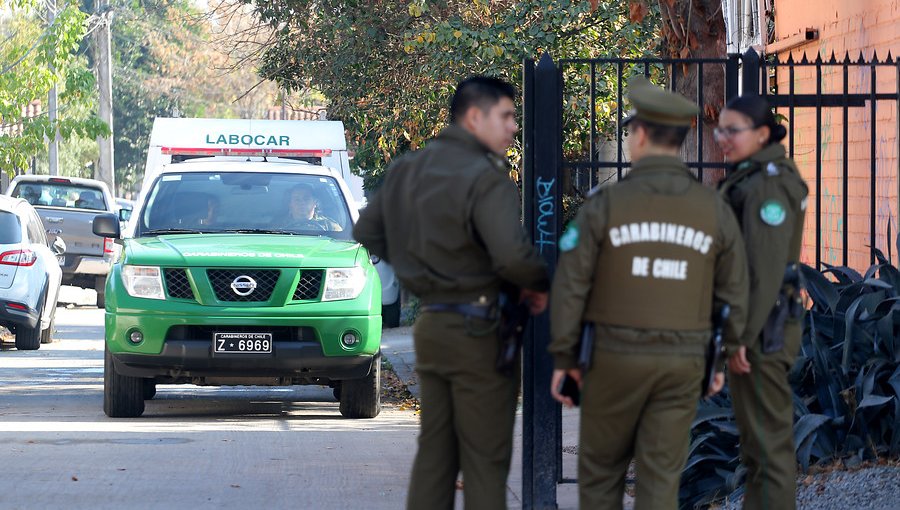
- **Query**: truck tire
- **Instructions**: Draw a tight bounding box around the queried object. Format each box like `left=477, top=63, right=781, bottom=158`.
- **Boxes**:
left=143, top=380, right=157, bottom=400
left=104, top=344, right=145, bottom=417
left=95, top=277, right=106, bottom=309
left=339, top=354, right=381, bottom=419
left=15, top=323, right=41, bottom=350
left=382, top=299, right=401, bottom=328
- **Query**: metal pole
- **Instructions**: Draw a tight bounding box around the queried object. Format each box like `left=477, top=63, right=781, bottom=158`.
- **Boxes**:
left=48, top=0, right=59, bottom=176
left=96, top=0, right=115, bottom=192
left=522, top=53, right=561, bottom=510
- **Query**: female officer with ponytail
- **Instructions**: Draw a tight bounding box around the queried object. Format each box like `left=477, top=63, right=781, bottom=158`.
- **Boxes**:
left=715, top=95, right=809, bottom=510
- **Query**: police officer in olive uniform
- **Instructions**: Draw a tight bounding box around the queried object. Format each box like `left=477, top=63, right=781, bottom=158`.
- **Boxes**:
left=354, top=76, right=550, bottom=510
left=716, top=95, right=809, bottom=510
left=548, top=77, right=750, bottom=510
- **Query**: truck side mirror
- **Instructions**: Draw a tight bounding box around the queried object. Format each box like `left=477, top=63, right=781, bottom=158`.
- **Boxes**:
left=93, top=213, right=121, bottom=238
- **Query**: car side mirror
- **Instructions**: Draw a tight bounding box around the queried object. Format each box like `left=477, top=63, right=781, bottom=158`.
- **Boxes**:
left=92, top=213, right=121, bottom=238
left=119, top=208, right=132, bottom=222
left=51, top=236, right=67, bottom=255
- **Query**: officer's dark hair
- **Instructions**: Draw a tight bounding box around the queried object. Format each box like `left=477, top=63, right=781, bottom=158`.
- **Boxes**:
left=724, top=95, right=787, bottom=144
left=631, top=118, right=690, bottom=148
left=449, top=76, right=516, bottom=124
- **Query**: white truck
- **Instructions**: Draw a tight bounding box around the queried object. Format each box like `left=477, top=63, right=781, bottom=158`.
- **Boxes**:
left=139, top=118, right=401, bottom=326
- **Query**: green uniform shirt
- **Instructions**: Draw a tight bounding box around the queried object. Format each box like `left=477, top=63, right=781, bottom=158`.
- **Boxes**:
left=549, top=156, right=749, bottom=370
left=719, top=143, right=809, bottom=349
left=353, top=125, right=549, bottom=304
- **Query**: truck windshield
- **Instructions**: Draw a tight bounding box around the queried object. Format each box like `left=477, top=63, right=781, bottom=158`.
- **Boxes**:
left=137, top=172, right=353, bottom=240
left=11, top=183, right=108, bottom=211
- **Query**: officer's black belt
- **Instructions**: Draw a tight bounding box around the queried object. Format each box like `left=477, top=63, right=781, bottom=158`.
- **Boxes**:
left=420, top=303, right=497, bottom=320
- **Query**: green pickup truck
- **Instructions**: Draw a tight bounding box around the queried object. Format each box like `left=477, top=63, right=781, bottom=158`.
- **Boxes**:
left=93, top=156, right=382, bottom=418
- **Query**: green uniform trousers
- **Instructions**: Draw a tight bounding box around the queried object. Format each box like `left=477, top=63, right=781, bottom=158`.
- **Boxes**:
left=406, top=312, right=518, bottom=510
left=730, top=324, right=801, bottom=510
left=579, top=350, right=703, bottom=510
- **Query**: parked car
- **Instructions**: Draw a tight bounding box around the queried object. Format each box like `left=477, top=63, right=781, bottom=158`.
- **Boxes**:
left=6, top=176, right=117, bottom=307
left=0, top=195, right=65, bottom=350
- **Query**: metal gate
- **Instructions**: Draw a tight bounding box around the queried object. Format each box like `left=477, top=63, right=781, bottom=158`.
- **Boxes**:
left=520, top=48, right=900, bottom=508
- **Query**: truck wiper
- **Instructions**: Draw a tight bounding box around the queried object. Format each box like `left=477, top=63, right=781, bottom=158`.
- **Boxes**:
left=143, top=228, right=206, bottom=235
left=219, top=228, right=298, bottom=235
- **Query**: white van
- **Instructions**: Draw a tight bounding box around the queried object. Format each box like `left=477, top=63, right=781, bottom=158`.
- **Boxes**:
left=139, top=118, right=401, bottom=326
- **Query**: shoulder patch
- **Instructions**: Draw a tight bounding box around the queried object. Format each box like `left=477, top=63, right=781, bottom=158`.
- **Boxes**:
left=766, top=162, right=780, bottom=176
left=559, top=224, right=580, bottom=252
left=760, top=199, right=786, bottom=226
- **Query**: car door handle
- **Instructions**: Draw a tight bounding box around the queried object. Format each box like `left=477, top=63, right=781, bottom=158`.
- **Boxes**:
left=45, top=217, right=64, bottom=223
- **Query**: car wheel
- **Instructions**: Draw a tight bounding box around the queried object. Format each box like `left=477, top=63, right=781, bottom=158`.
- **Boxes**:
left=95, top=277, right=106, bottom=309
left=15, top=323, right=41, bottom=350
left=103, top=343, right=145, bottom=417
left=40, top=318, right=55, bottom=344
left=383, top=299, right=401, bottom=328
left=339, top=354, right=381, bottom=419
left=332, top=383, right=342, bottom=402
left=143, top=380, right=157, bottom=400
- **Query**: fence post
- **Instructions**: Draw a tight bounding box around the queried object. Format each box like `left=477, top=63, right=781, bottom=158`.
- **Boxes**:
left=742, top=48, right=761, bottom=96
left=726, top=54, right=740, bottom=102
left=522, top=52, right=562, bottom=510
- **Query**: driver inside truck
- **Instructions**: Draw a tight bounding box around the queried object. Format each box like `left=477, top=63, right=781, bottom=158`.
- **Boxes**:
left=20, top=185, right=41, bottom=205
left=282, top=184, right=342, bottom=232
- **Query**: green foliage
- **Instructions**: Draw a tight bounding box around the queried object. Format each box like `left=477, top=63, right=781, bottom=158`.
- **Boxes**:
left=679, top=249, right=900, bottom=509
left=0, top=1, right=107, bottom=175
left=245, top=0, right=660, bottom=189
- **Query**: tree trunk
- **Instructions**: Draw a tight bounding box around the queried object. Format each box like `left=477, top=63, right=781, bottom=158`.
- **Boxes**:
left=654, top=0, right=727, bottom=186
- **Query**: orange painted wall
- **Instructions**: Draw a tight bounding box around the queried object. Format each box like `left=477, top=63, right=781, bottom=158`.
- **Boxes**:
left=772, top=0, right=899, bottom=270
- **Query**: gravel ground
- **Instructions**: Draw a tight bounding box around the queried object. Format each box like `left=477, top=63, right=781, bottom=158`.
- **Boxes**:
left=720, top=465, right=900, bottom=510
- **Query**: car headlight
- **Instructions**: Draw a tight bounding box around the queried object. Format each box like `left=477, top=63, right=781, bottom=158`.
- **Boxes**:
left=122, top=265, right=165, bottom=300
left=321, top=266, right=366, bottom=301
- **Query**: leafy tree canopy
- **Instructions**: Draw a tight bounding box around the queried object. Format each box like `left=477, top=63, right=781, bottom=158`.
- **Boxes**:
left=244, top=0, right=660, bottom=187
left=0, top=0, right=108, bottom=176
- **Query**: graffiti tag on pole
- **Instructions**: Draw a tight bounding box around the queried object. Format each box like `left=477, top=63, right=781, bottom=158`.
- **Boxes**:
left=536, top=176, right=556, bottom=253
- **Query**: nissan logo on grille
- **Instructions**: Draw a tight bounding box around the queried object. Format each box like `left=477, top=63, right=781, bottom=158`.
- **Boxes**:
left=230, top=275, right=258, bottom=296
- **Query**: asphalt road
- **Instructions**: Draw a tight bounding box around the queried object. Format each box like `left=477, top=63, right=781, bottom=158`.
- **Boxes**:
left=0, top=292, right=420, bottom=510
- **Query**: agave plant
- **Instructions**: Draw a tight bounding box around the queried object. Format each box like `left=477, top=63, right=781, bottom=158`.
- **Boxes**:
left=679, top=247, right=900, bottom=509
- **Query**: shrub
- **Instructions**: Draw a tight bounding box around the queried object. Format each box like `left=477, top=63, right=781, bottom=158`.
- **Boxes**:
left=679, top=248, right=900, bottom=509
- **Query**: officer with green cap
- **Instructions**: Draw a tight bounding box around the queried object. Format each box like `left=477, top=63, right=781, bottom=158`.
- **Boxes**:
left=549, top=76, right=750, bottom=509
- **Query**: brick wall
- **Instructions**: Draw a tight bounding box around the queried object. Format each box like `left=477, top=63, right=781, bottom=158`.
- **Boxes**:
left=772, top=0, right=899, bottom=270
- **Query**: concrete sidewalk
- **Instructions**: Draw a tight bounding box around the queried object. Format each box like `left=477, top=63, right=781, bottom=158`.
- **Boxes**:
left=381, top=327, right=589, bottom=509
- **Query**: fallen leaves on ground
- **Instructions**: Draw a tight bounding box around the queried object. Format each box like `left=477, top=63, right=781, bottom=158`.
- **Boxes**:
left=381, top=363, right=420, bottom=413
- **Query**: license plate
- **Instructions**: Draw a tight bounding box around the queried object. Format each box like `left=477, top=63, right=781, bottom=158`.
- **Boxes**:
left=56, top=255, right=65, bottom=265
left=213, top=332, right=273, bottom=354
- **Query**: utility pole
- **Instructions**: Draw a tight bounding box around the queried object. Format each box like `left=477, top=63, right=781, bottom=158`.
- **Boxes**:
left=95, top=0, right=115, bottom=192
left=47, top=0, right=59, bottom=176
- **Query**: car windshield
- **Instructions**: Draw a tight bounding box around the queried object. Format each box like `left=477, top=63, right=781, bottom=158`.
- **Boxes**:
left=137, top=171, right=353, bottom=240
left=11, top=182, right=108, bottom=211
left=0, top=211, right=22, bottom=244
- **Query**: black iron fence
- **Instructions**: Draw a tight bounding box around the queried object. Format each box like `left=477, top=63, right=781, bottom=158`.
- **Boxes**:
left=520, top=48, right=900, bottom=509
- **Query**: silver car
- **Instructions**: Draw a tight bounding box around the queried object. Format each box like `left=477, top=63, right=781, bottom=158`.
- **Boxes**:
left=0, top=196, right=65, bottom=350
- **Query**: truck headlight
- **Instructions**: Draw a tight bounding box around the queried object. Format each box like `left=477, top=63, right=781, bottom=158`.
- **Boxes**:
left=122, top=265, right=165, bottom=300
left=322, top=267, right=366, bottom=301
